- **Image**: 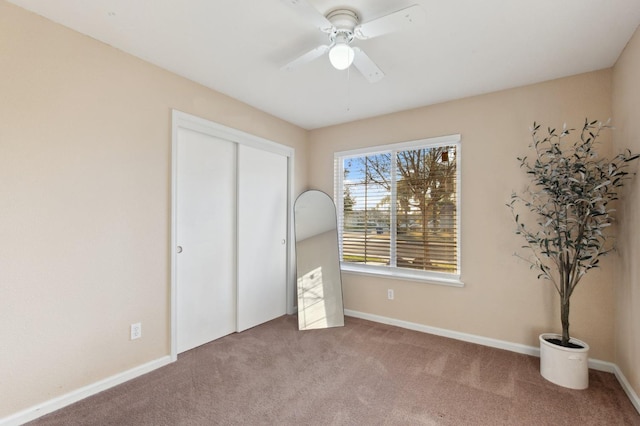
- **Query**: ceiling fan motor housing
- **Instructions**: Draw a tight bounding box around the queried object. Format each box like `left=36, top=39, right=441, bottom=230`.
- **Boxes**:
left=326, top=8, right=358, bottom=44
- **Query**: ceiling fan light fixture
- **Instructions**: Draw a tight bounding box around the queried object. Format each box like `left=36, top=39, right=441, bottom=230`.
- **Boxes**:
left=328, top=42, right=354, bottom=70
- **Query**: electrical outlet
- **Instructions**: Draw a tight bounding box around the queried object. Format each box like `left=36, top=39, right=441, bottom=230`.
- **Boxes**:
left=387, top=289, right=394, bottom=300
left=130, top=323, right=142, bottom=340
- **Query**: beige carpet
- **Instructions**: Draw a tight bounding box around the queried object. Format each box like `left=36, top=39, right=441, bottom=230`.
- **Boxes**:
left=29, top=315, right=639, bottom=425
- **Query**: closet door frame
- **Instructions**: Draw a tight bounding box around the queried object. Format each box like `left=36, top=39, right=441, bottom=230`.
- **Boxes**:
left=170, top=110, right=295, bottom=361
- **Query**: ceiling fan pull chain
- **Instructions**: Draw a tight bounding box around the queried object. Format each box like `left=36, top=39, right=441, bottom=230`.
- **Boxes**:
left=346, top=64, right=351, bottom=113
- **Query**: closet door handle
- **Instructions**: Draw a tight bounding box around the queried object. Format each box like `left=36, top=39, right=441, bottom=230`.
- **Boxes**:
left=177, top=246, right=183, bottom=253
left=281, top=239, right=286, bottom=245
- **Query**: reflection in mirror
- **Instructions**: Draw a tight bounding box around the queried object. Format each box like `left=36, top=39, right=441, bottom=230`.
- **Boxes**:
left=294, top=190, right=345, bottom=330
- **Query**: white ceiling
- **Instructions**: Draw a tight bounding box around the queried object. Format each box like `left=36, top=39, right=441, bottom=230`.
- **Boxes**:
left=8, top=0, right=640, bottom=130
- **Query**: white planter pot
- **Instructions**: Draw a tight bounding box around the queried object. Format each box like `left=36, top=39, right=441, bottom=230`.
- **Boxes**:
left=539, top=333, right=590, bottom=390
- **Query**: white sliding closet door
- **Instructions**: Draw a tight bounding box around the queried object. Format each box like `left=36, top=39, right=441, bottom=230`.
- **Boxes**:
left=176, top=129, right=236, bottom=353
left=172, top=111, right=292, bottom=358
left=237, top=144, right=288, bottom=331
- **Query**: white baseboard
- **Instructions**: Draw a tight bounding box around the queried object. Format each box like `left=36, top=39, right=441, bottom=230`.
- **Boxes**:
left=1, top=356, right=172, bottom=426
left=345, top=309, right=639, bottom=413
left=613, top=363, right=640, bottom=414
left=345, top=309, right=541, bottom=357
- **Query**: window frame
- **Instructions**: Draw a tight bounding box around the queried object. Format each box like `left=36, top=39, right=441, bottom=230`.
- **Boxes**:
left=334, top=134, right=463, bottom=287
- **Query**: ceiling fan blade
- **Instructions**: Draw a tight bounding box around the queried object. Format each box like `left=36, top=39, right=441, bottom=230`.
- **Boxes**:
left=281, top=45, right=330, bottom=71
left=354, top=4, right=426, bottom=40
left=352, top=47, right=384, bottom=83
left=281, top=0, right=333, bottom=33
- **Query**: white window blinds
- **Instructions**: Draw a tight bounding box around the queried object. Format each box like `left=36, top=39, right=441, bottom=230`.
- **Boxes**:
left=335, top=135, right=461, bottom=284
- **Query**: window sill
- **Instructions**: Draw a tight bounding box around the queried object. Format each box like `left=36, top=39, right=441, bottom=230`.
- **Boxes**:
left=340, top=263, right=464, bottom=288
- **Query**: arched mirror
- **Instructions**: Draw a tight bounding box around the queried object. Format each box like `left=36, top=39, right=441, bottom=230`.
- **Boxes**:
left=294, top=190, right=345, bottom=330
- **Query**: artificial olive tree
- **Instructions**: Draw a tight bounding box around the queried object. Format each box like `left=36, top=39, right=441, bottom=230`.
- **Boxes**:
left=508, top=119, right=639, bottom=347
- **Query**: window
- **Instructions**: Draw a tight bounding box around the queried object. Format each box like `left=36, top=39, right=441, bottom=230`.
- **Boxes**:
left=334, top=134, right=461, bottom=286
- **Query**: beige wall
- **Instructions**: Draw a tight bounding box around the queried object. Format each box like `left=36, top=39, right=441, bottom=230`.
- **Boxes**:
left=0, top=1, right=308, bottom=418
left=612, top=24, right=640, bottom=402
left=308, top=70, right=616, bottom=360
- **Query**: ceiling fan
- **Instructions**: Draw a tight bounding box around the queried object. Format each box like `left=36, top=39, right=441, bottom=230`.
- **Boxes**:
left=281, top=1, right=426, bottom=83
